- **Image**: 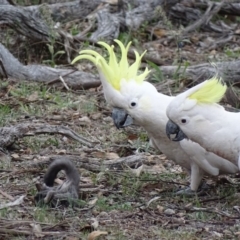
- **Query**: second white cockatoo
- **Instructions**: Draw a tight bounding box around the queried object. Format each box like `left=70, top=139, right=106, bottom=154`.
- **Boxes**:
left=166, top=77, right=240, bottom=169
left=72, top=40, right=238, bottom=194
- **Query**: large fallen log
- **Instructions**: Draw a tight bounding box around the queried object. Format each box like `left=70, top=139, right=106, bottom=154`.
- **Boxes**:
left=0, top=0, right=100, bottom=41
left=160, top=60, right=240, bottom=85
left=0, top=43, right=100, bottom=89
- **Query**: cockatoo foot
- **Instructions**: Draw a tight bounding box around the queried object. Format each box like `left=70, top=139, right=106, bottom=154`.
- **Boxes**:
left=176, top=183, right=210, bottom=196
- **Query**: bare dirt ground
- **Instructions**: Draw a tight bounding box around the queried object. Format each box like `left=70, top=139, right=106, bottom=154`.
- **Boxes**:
left=1, top=70, right=240, bottom=240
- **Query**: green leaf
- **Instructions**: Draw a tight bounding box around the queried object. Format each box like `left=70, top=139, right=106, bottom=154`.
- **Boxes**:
left=53, top=50, right=65, bottom=58
left=47, top=44, right=54, bottom=55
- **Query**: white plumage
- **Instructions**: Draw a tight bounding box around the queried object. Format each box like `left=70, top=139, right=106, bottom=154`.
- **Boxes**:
left=72, top=41, right=238, bottom=193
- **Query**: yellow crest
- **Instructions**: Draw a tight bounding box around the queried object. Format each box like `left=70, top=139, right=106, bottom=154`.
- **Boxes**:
left=189, top=76, right=227, bottom=104
left=71, top=40, right=150, bottom=90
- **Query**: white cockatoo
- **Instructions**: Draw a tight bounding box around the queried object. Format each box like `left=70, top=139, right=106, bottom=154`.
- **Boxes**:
left=166, top=77, right=240, bottom=168
left=72, top=40, right=238, bottom=194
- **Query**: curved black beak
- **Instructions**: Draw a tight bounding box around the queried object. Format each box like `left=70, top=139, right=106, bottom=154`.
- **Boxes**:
left=166, top=120, right=187, bottom=141
left=112, top=107, right=133, bottom=129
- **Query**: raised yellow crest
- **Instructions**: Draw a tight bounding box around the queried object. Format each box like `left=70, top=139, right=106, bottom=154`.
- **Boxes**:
left=71, top=40, right=150, bottom=90
left=189, top=76, right=227, bottom=104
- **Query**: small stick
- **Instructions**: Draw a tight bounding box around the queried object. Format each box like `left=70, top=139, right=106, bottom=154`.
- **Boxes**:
left=59, top=75, right=70, bottom=91
left=0, top=188, right=14, bottom=201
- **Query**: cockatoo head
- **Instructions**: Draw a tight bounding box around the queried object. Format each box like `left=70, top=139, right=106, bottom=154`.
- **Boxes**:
left=166, top=77, right=227, bottom=141
left=72, top=40, right=154, bottom=128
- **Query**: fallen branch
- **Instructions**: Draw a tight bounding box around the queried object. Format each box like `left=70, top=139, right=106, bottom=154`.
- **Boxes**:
left=0, top=228, right=65, bottom=237
left=182, top=0, right=225, bottom=35
left=28, top=124, right=93, bottom=147
left=170, top=2, right=235, bottom=34
left=0, top=123, right=93, bottom=149
left=31, top=154, right=147, bottom=172
left=194, top=0, right=240, bottom=16
left=185, top=206, right=239, bottom=219
left=206, top=34, right=234, bottom=51
left=170, top=203, right=239, bottom=219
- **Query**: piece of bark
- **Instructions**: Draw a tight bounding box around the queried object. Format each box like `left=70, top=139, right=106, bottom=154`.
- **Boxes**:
left=90, top=8, right=120, bottom=42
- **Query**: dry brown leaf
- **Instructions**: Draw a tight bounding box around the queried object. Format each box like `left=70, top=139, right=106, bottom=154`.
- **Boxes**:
left=127, top=133, right=138, bottom=140
left=91, top=112, right=102, bottom=120
left=55, top=149, right=67, bottom=155
left=88, top=197, right=98, bottom=206
left=65, top=237, right=78, bottom=240
left=0, top=151, right=11, bottom=162
left=90, top=218, right=99, bottom=229
left=210, top=231, right=223, bottom=238
left=127, top=164, right=143, bottom=177
left=91, top=151, right=105, bottom=159
left=105, top=152, right=119, bottom=160
left=143, top=164, right=166, bottom=175
left=11, top=153, right=19, bottom=160
left=104, top=0, right=118, bottom=4
left=91, top=151, right=119, bottom=160
left=235, top=29, right=240, bottom=34
left=80, top=176, right=93, bottom=184
left=0, top=189, right=14, bottom=201
left=153, top=28, right=167, bottom=38
left=185, top=203, right=192, bottom=208
left=79, top=116, right=91, bottom=125
left=87, top=230, right=108, bottom=240
left=28, top=91, right=38, bottom=101
left=157, top=205, right=164, bottom=213
left=30, top=223, right=43, bottom=238
left=171, top=217, right=185, bottom=224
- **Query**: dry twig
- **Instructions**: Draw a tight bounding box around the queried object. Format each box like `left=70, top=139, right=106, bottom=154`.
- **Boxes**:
left=182, top=0, right=226, bottom=35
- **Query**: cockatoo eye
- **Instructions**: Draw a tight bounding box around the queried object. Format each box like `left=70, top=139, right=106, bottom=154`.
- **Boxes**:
left=181, top=118, right=188, bottom=124
left=131, top=102, right=136, bottom=107
left=129, top=98, right=138, bottom=108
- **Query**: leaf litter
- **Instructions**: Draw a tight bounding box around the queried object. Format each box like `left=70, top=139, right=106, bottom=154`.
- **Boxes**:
left=0, top=81, right=240, bottom=240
